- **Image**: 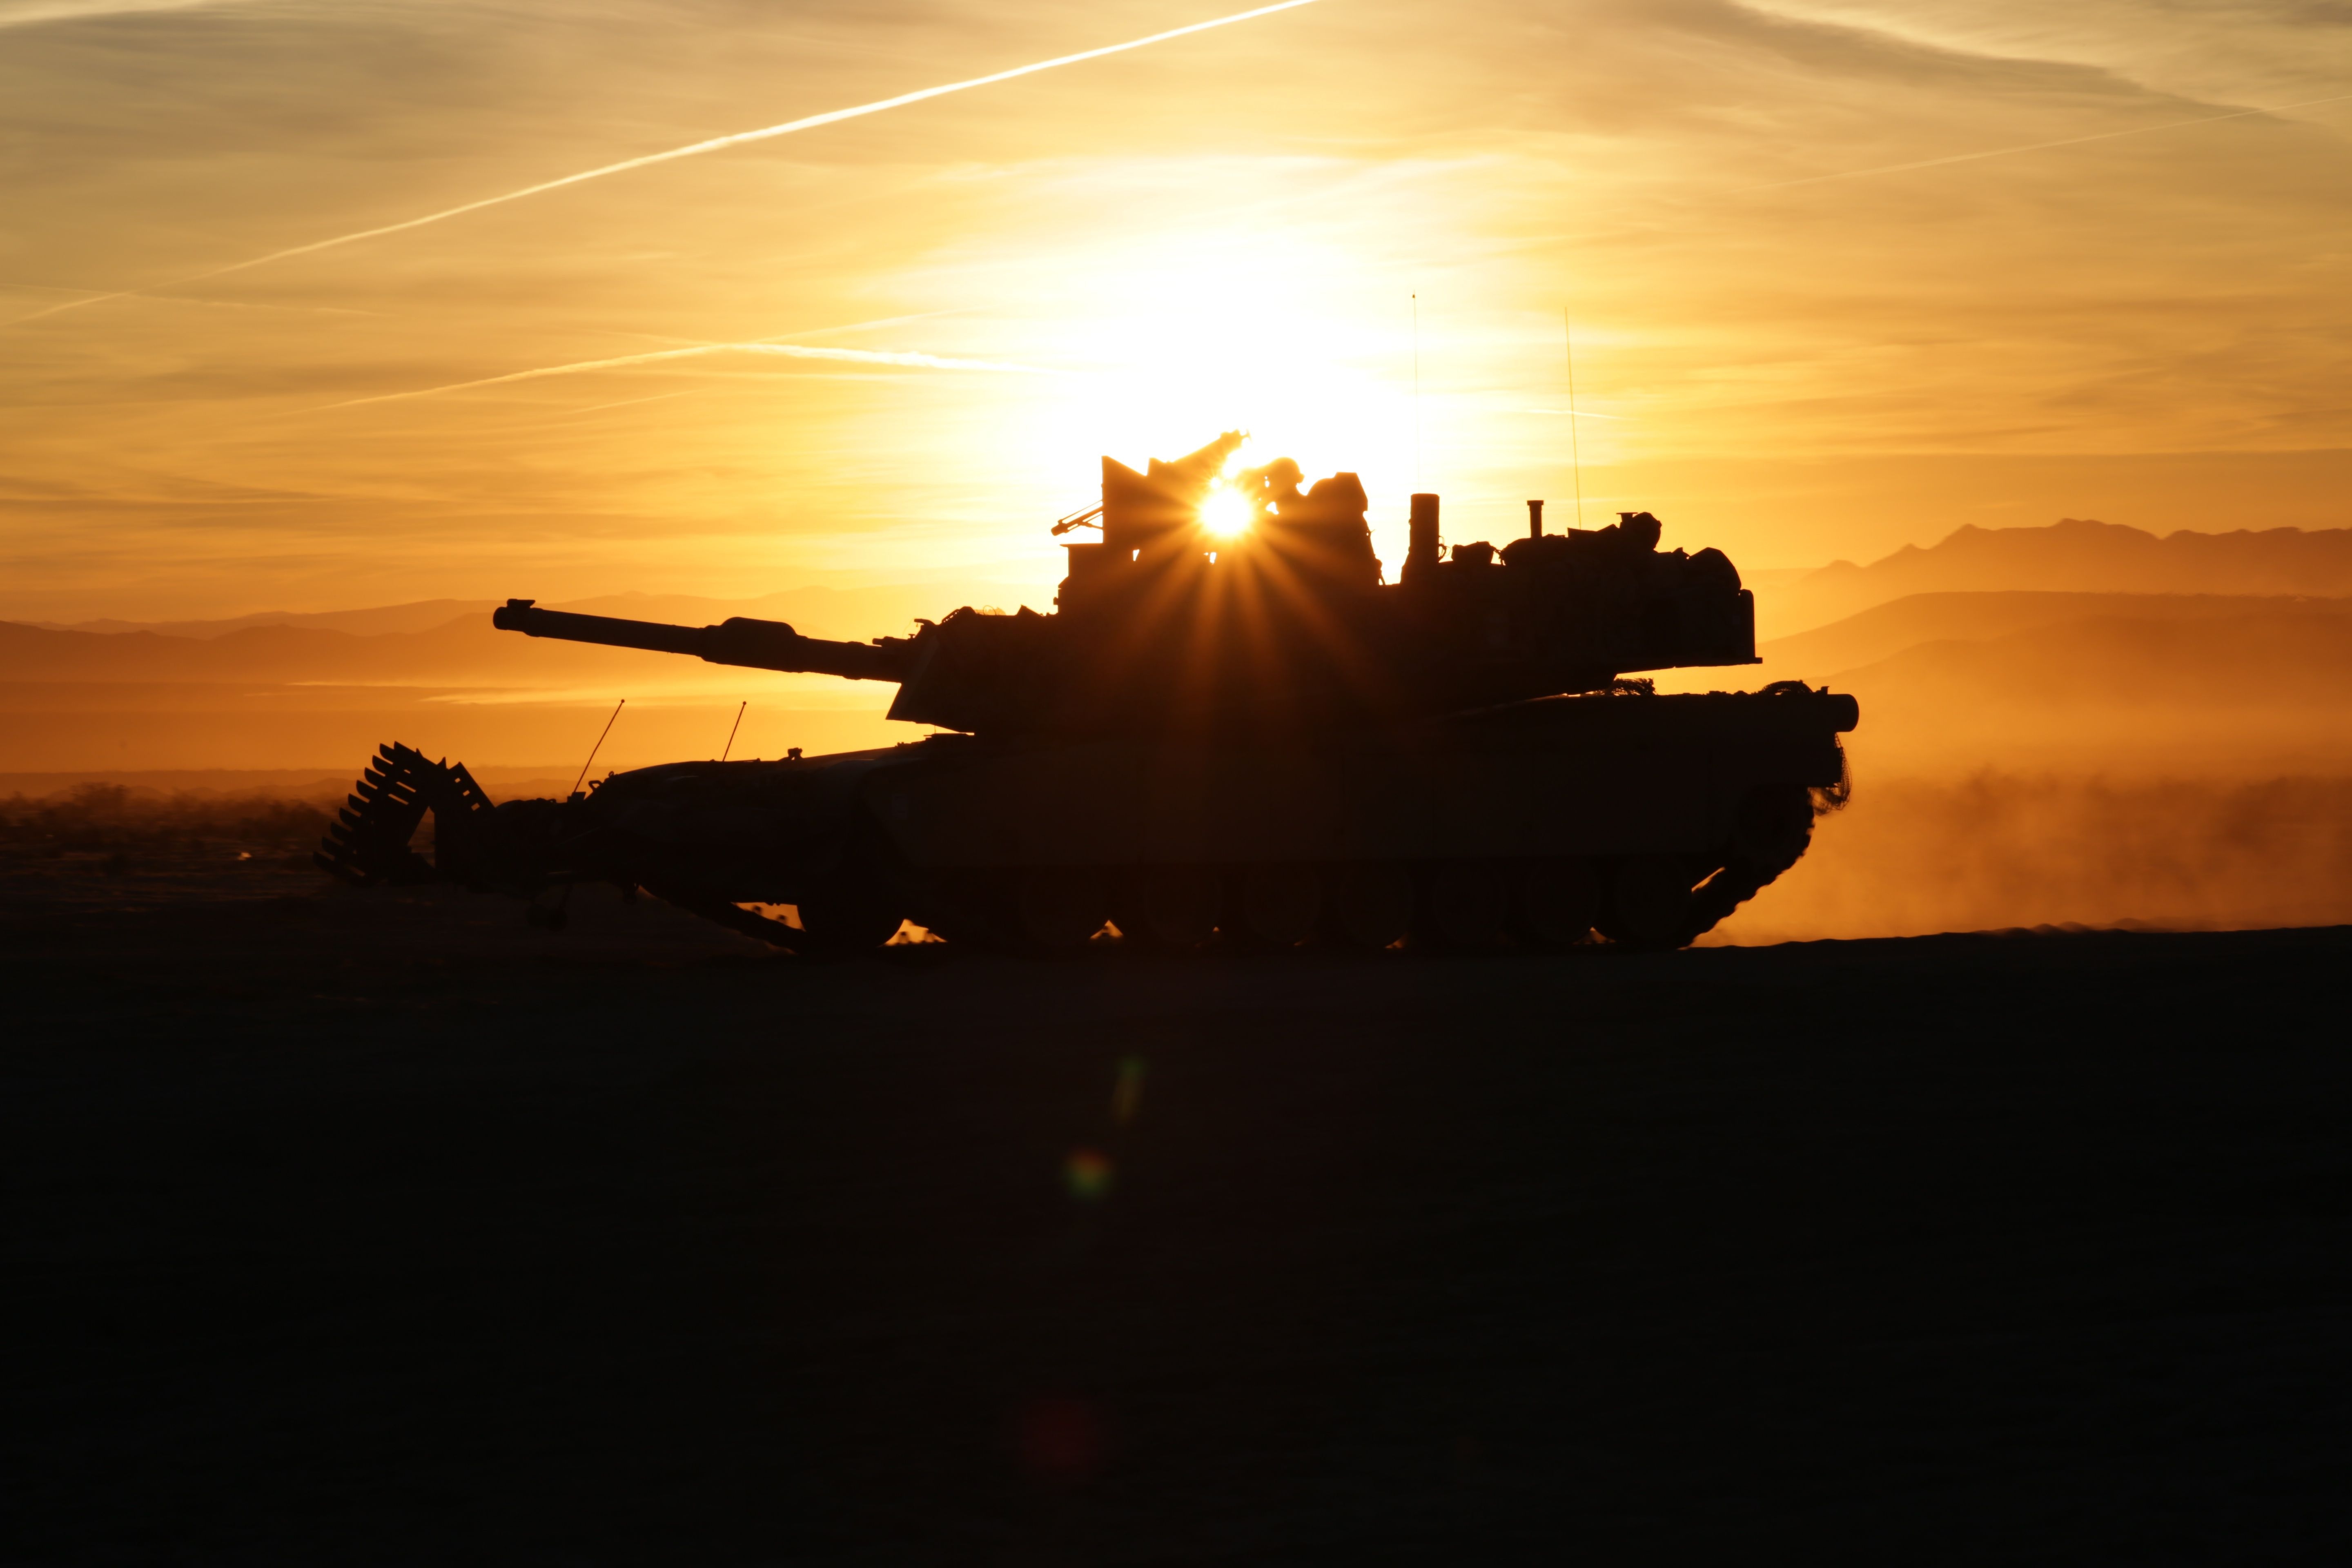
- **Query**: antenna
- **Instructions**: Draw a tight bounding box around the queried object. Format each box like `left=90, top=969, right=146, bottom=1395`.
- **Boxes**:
left=720, top=700, right=746, bottom=762
left=570, top=699, right=624, bottom=798
left=1411, top=293, right=1421, bottom=487
left=1564, top=307, right=1585, bottom=528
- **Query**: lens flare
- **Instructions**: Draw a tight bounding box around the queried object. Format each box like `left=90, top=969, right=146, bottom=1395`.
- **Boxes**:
left=1065, top=1147, right=1113, bottom=1200
left=1198, top=486, right=1253, bottom=539
left=1111, top=1056, right=1146, bottom=1125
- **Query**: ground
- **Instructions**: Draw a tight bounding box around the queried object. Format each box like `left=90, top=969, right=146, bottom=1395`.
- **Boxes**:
left=4, top=857, right=2347, bottom=1562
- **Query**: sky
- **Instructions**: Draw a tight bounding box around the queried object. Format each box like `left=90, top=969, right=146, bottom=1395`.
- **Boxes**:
left=2, top=0, right=2348, bottom=621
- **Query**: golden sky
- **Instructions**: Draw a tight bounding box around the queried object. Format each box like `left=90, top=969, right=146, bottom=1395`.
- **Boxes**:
left=3, top=0, right=2348, bottom=622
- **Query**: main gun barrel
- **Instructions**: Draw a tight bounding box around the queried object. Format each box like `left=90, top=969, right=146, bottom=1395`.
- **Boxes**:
left=492, top=600, right=911, bottom=682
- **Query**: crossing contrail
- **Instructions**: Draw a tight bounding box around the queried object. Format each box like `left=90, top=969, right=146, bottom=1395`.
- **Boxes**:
left=6, top=0, right=1322, bottom=330
left=1754, top=89, right=2352, bottom=191
left=311, top=341, right=1051, bottom=412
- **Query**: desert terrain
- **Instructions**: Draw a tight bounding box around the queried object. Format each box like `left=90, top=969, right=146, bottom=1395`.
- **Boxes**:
left=4, top=842, right=2348, bottom=1560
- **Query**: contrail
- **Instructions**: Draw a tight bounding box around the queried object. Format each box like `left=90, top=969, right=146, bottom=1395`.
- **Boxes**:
left=7, top=0, right=1323, bottom=330
left=1755, top=90, right=2352, bottom=191
left=312, top=341, right=1050, bottom=412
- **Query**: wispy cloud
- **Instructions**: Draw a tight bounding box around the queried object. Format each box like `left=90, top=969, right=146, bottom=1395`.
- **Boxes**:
left=1753, top=89, right=2352, bottom=190
left=313, top=341, right=1054, bottom=412
left=0, top=0, right=223, bottom=28
left=6, top=0, right=1324, bottom=330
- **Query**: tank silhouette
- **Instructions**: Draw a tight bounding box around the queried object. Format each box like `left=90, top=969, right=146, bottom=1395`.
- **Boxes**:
left=318, top=434, right=1857, bottom=950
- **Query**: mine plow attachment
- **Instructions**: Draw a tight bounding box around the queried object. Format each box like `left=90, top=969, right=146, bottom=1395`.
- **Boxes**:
left=314, top=742, right=493, bottom=887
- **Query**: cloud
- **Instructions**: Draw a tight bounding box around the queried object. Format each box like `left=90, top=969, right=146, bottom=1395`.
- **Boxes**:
left=1752, top=88, right=2352, bottom=188
left=5, top=0, right=1326, bottom=329
left=313, top=341, right=1056, bottom=412
left=1749, top=0, right=2352, bottom=104
left=0, top=0, right=227, bottom=27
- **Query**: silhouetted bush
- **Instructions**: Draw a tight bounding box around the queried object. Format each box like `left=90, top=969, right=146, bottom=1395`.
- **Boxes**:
left=0, top=784, right=334, bottom=854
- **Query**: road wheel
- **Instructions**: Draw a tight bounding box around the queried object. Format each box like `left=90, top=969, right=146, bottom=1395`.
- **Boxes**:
left=1515, top=858, right=1599, bottom=950
left=1013, top=867, right=1109, bottom=955
left=794, top=877, right=906, bottom=950
left=1420, top=861, right=1510, bottom=951
left=1235, top=864, right=1321, bottom=949
left=1597, top=855, right=1701, bottom=949
left=1118, top=864, right=1221, bottom=950
left=1323, top=862, right=1413, bottom=951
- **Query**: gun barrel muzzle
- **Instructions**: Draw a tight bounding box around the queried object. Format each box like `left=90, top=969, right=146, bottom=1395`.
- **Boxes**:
left=493, top=600, right=908, bottom=682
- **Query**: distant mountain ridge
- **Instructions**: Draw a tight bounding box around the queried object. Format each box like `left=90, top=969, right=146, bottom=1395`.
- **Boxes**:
left=1756, top=592, right=2350, bottom=679
left=33, top=583, right=1046, bottom=643
left=1770, top=518, right=2352, bottom=635
left=43, top=518, right=2352, bottom=644
left=37, top=601, right=494, bottom=640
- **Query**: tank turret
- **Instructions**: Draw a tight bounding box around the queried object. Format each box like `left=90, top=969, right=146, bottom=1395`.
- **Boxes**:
left=489, top=433, right=1760, bottom=737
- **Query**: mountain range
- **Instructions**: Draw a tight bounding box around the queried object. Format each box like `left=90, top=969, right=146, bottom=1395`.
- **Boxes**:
left=29, top=584, right=1044, bottom=645
left=1768, top=517, right=2352, bottom=636
left=8, top=517, right=2352, bottom=777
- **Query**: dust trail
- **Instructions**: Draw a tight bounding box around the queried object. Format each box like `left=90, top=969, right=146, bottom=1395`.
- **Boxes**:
left=1754, top=90, right=2352, bottom=191
left=5, top=0, right=1323, bottom=330
left=1708, top=772, right=2352, bottom=943
left=311, top=341, right=1051, bottom=413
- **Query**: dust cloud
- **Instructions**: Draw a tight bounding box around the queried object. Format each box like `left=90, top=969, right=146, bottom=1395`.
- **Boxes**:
left=1714, top=771, right=2352, bottom=944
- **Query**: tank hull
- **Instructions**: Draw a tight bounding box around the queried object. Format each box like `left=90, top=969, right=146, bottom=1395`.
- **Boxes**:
left=871, top=689, right=1851, bottom=870
left=338, top=687, right=1853, bottom=951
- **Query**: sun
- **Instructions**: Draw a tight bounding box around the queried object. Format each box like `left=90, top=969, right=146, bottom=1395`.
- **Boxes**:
left=1198, top=484, right=1254, bottom=539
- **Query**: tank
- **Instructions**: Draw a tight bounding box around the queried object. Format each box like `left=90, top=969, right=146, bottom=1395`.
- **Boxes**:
left=316, top=434, right=1858, bottom=951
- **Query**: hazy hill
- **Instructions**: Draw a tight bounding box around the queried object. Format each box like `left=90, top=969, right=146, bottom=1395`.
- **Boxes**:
left=36, top=582, right=1048, bottom=645
left=0, top=618, right=675, bottom=684
left=0, top=612, right=960, bottom=688
left=1826, top=606, right=2352, bottom=775
left=1769, top=518, right=2352, bottom=635
left=1757, top=592, right=2350, bottom=681
left=40, top=601, right=493, bottom=640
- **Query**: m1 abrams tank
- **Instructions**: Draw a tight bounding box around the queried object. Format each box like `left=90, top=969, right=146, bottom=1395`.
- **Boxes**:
left=318, top=433, right=1856, bottom=951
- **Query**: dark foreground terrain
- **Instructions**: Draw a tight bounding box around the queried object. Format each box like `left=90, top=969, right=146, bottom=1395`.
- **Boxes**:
left=4, top=860, right=2348, bottom=1562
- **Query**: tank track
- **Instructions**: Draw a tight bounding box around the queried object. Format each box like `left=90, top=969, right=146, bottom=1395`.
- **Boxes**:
left=314, top=742, right=493, bottom=887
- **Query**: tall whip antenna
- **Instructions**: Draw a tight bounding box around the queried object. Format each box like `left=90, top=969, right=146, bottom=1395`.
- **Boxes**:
left=1564, top=307, right=1585, bottom=528
left=1411, top=293, right=1421, bottom=487
left=719, top=700, right=746, bottom=762
left=571, top=699, right=625, bottom=798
